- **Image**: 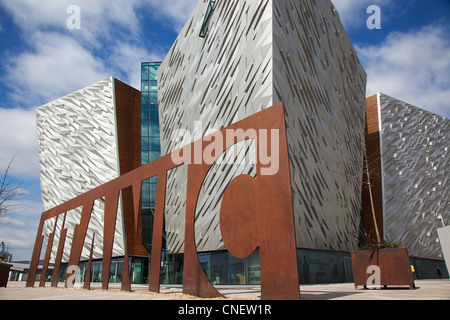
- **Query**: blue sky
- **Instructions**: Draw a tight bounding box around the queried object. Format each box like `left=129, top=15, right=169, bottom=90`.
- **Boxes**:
left=0, top=0, right=449, bottom=261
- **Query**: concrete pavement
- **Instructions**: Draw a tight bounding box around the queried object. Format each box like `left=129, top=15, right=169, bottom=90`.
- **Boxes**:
left=1, top=279, right=449, bottom=300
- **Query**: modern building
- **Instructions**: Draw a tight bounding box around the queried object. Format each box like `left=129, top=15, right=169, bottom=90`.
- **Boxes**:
left=28, top=0, right=448, bottom=290
left=157, top=0, right=366, bottom=284
left=35, top=77, right=148, bottom=283
left=363, top=93, right=449, bottom=278
left=8, top=261, right=53, bottom=283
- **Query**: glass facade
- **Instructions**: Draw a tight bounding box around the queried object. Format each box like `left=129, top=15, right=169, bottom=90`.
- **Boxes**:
left=410, top=257, right=449, bottom=280
left=160, top=250, right=252, bottom=285
left=43, top=250, right=448, bottom=286
left=297, top=249, right=353, bottom=284
left=156, top=250, right=449, bottom=285
left=158, top=249, right=355, bottom=286
left=54, top=256, right=150, bottom=285
left=141, top=62, right=162, bottom=253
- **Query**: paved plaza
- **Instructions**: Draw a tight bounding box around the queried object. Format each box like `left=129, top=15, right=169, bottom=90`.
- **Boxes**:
left=1, top=279, right=449, bottom=300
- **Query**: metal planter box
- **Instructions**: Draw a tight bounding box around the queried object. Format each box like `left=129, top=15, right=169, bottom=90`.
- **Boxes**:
left=0, top=264, right=12, bottom=288
left=351, top=248, right=415, bottom=290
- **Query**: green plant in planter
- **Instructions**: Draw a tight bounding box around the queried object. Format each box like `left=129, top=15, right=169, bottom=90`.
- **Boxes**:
left=358, top=241, right=401, bottom=251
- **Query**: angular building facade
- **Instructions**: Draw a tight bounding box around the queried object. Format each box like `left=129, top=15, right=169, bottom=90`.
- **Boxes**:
left=157, top=0, right=367, bottom=281
left=28, top=1, right=449, bottom=291
left=364, top=93, right=449, bottom=265
left=36, top=77, right=145, bottom=270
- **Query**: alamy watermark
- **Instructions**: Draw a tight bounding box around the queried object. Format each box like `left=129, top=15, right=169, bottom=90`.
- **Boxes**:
left=66, top=265, right=82, bottom=289
left=66, top=5, right=81, bottom=30
left=170, top=122, right=280, bottom=176
left=367, top=5, right=381, bottom=30
left=67, top=4, right=381, bottom=31
left=366, top=265, right=382, bottom=289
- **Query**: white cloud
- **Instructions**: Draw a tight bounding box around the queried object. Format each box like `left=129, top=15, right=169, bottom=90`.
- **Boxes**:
left=36, top=0, right=196, bottom=35
left=0, top=0, right=67, bottom=30
left=0, top=0, right=174, bottom=107
left=357, top=25, right=450, bottom=117
left=331, top=0, right=407, bottom=31
left=110, top=43, right=165, bottom=89
left=3, top=32, right=110, bottom=107
left=0, top=0, right=179, bottom=262
left=146, top=0, right=197, bottom=32
left=0, top=0, right=145, bottom=45
left=331, top=0, right=368, bottom=28
left=0, top=197, right=43, bottom=261
left=0, top=107, right=39, bottom=179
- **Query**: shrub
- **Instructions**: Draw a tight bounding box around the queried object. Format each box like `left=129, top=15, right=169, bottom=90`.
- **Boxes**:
left=358, top=241, right=401, bottom=251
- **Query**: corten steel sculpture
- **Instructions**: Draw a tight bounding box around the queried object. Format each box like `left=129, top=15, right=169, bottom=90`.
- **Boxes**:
left=26, top=102, right=300, bottom=300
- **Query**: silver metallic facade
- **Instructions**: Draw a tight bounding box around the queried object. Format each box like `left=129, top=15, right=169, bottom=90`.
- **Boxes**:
left=36, top=77, right=125, bottom=262
left=158, top=0, right=366, bottom=254
left=377, top=93, right=449, bottom=260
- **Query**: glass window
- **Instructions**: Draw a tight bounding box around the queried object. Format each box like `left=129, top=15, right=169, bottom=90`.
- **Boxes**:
left=297, top=249, right=310, bottom=284
left=148, top=151, right=160, bottom=162
left=199, top=0, right=216, bottom=38
left=76, top=262, right=86, bottom=284
left=141, top=61, right=161, bottom=261
left=318, top=251, right=331, bottom=283
left=148, top=65, right=158, bottom=80
left=141, top=138, right=150, bottom=151
left=141, top=181, right=150, bottom=200
left=149, top=104, right=159, bottom=111
left=109, top=262, right=117, bottom=283
left=58, top=264, right=68, bottom=282
left=92, top=261, right=102, bottom=282
left=149, top=183, right=157, bottom=203
left=141, top=64, right=149, bottom=81
left=131, top=258, right=143, bottom=284
left=149, top=108, right=159, bottom=121
left=149, top=138, right=161, bottom=152
left=161, top=253, right=183, bottom=285
left=141, top=151, right=149, bottom=165
left=141, top=123, right=149, bottom=137
left=228, top=253, right=245, bottom=284
left=246, top=249, right=260, bottom=285
left=149, top=93, right=158, bottom=104
left=141, top=176, right=157, bottom=253
left=198, top=253, right=211, bottom=281
left=149, top=122, right=160, bottom=137
left=211, top=252, right=227, bottom=285
left=297, top=249, right=353, bottom=284
left=141, top=91, right=149, bottom=105
left=116, top=261, right=123, bottom=283
left=141, top=80, right=149, bottom=91
left=141, top=105, right=149, bottom=120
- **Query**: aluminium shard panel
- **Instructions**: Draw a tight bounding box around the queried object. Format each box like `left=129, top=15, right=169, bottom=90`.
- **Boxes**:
left=272, top=0, right=366, bottom=251
left=378, top=93, right=449, bottom=260
left=36, top=77, right=125, bottom=263
left=158, top=0, right=366, bottom=253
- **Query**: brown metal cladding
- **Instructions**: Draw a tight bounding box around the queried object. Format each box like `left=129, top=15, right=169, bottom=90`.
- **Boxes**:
left=114, top=79, right=147, bottom=257
left=362, top=94, right=385, bottom=243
